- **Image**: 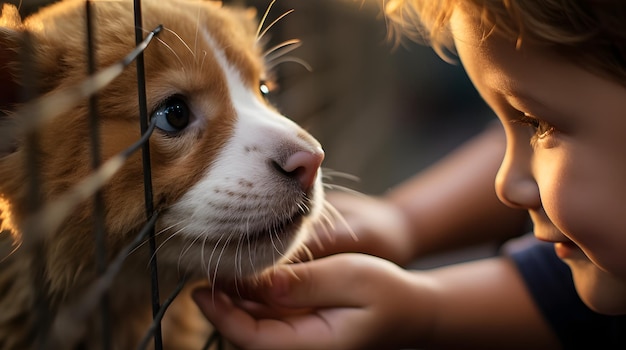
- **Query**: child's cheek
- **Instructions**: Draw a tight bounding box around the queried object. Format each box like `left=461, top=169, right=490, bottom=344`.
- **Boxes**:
left=545, top=181, right=626, bottom=278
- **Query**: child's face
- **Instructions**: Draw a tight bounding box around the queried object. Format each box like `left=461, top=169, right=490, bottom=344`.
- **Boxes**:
left=450, top=8, right=626, bottom=314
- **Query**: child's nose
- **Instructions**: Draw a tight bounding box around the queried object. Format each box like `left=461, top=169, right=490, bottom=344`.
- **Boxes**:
left=495, top=142, right=540, bottom=210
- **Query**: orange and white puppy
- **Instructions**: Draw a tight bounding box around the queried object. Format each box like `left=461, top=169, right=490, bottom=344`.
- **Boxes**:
left=0, top=0, right=324, bottom=349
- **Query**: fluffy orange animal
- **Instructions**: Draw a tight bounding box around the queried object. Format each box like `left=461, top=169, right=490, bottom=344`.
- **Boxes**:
left=0, top=0, right=325, bottom=348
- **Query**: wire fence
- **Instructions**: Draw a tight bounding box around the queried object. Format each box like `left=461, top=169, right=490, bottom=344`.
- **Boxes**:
left=4, top=0, right=224, bottom=349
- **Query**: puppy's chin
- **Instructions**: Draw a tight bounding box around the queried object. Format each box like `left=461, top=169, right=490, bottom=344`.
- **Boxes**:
left=157, top=175, right=324, bottom=282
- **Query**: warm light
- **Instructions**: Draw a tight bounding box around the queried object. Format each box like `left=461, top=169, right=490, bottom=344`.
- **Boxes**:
left=0, top=196, right=18, bottom=241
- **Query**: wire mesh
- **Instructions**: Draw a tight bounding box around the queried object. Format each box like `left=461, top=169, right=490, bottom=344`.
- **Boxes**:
left=3, top=0, right=224, bottom=348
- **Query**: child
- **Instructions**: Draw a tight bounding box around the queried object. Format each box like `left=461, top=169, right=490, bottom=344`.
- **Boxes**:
left=193, top=0, right=626, bottom=348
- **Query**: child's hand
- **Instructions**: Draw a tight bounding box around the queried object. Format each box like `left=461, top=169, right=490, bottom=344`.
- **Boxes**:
left=307, top=192, right=416, bottom=265
left=193, top=253, right=435, bottom=350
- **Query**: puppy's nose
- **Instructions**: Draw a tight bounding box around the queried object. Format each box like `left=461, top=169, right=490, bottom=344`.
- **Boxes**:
left=279, top=148, right=324, bottom=192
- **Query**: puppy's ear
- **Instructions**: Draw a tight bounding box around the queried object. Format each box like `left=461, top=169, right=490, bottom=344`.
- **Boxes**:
left=0, top=4, right=24, bottom=113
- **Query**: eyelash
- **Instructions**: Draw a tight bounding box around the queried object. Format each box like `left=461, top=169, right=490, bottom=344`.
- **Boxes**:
left=514, top=113, right=555, bottom=145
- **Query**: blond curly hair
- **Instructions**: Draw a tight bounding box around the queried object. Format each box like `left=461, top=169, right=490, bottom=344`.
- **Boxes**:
left=384, top=0, right=626, bottom=85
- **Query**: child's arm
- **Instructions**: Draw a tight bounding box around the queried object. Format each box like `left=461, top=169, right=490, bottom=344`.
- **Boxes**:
left=311, top=123, right=529, bottom=265
left=194, top=253, right=560, bottom=349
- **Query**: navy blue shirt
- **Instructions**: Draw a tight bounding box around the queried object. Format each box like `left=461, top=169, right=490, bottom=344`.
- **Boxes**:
left=509, top=240, right=626, bottom=349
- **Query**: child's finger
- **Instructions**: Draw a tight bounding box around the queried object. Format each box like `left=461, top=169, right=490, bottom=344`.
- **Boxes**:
left=264, top=253, right=395, bottom=309
left=192, top=289, right=342, bottom=350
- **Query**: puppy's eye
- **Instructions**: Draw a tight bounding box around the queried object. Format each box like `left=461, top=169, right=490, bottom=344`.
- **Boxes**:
left=259, top=80, right=271, bottom=96
left=153, top=96, right=190, bottom=134
left=259, top=79, right=277, bottom=98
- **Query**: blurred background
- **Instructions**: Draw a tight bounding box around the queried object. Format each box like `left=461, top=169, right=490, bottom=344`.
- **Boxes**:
left=10, top=0, right=498, bottom=265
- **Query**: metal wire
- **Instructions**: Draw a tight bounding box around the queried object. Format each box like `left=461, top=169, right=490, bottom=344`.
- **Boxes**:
left=10, top=1, right=230, bottom=348
left=15, top=25, right=164, bottom=258
left=132, top=0, right=163, bottom=347
left=203, top=330, right=224, bottom=350
left=46, top=211, right=160, bottom=349
left=8, top=16, right=166, bottom=350
left=137, top=277, right=187, bottom=350
left=17, top=29, right=52, bottom=350
left=84, top=1, right=111, bottom=348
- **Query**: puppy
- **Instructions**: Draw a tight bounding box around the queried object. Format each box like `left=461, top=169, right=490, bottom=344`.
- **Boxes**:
left=0, top=0, right=325, bottom=348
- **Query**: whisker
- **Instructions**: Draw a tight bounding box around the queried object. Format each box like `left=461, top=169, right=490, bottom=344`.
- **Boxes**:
left=284, top=264, right=300, bottom=280
left=322, top=168, right=361, bottom=183
left=157, top=38, right=185, bottom=69
left=0, top=240, right=22, bottom=263
left=243, top=218, right=254, bottom=277
left=301, top=245, right=315, bottom=262
left=199, top=50, right=208, bottom=71
left=263, top=38, right=301, bottom=59
left=324, top=200, right=358, bottom=242
left=273, top=226, right=286, bottom=252
left=207, top=233, right=227, bottom=305
left=199, top=234, right=208, bottom=274
left=269, top=228, right=278, bottom=262
left=316, top=210, right=337, bottom=242
left=255, top=0, right=277, bottom=40
left=308, top=220, right=328, bottom=251
left=213, top=233, right=234, bottom=288
left=257, top=9, right=295, bottom=43
left=265, top=56, right=313, bottom=72
left=203, top=235, right=219, bottom=304
left=296, top=201, right=309, bottom=215
left=137, top=27, right=186, bottom=69
left=162, top=26, right=195, bottom=58
left=292, top=244, right=314, bottom=263
left=156, top=221, right=182, bottom=235
left=323, top=183, right=368, bottom=198
left=319, top=203, right=338, bottom=229
left=246, top=230, right=255, bottom=282
left=127, top=221, right=182, bottom=257
left=234, top=237, right=248, bottom=298
left=177, top=233, right=203, bottom=275
left=234, top=230, right=247, bottom=283
left=148, top=224, right=189, bottom=267
left=207, top=233, right=225, bottom=284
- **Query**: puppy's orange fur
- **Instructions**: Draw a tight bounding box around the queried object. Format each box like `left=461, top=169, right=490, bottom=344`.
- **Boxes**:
left=0, top=0, right=324, bottom=349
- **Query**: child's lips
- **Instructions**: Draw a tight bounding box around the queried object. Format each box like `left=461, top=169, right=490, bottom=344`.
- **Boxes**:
left=529, top=211, right=569, bottom=242
left=533, top=225, right=585, bottom=260
left=533, top=226, right=570, bottom=243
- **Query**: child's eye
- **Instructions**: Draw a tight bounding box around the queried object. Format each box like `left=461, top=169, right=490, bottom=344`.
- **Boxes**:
left=520, top=113, right=554, bottom=136
left=514, top=113, right=556, bottom=147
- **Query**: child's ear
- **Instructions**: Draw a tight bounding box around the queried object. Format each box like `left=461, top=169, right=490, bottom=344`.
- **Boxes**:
left=0, top=4, right=25, bottom=113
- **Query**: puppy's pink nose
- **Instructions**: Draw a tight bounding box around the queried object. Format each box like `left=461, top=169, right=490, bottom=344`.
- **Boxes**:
left=281, top=149, right=324, bottom=192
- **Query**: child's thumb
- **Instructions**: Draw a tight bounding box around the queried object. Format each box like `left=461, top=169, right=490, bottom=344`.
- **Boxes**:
left=267, top=254, right=365, bottom=309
